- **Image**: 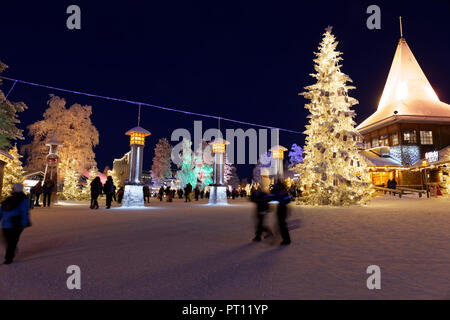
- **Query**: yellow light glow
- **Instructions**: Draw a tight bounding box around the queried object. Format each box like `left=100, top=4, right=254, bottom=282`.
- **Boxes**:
left=130, top=132, right=146, bottom=145
left=272, top=150, right=284, bottom=159
left=211, top=143, right=226, bottom=153
left=425, top=86, right=439, bottom=101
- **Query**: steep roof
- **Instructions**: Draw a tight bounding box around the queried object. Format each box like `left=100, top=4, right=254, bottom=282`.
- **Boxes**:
left=357, top=38, right=450, bottom=133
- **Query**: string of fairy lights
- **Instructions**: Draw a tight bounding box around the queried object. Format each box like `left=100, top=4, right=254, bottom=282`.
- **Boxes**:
left=0, top=75, right=305, bottom=135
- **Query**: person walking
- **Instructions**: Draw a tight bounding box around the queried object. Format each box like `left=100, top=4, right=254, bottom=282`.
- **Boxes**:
left=42, top=179, right=54, bottom=207
left=143, top=185, right=150, bottom=203
left=103, top=176, right=115, bottom=209
left=117, top=186, right=124, bottom=204
left=194, top=186, right=200, bottom=201
left=0, top=183, right=31, bottom=264
left=250, top=186, right=272, bottom=242
left=184, top=183, right=192, bottom=202
left=158, top=186, right=164, bottom=202
left=177, top=188, right=183, bottom=199
left=34, top=179, right=43, bottom=207
left=90, top=176, right=102, bottom=209
left=270, top=180, right=292, bottom=245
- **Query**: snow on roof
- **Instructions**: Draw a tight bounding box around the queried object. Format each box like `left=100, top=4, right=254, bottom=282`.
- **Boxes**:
left=361, top=149, right=402, bottom=167
left=357, top=38, right=450, bottom=132
left=46, top=133, right=63, bottom=146
left=125, top=126, right=151, bottom=135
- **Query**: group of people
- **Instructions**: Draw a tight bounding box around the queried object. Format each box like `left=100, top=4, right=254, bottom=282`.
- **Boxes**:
left=29, top=178, right=55, bottom=208
left=250, top=181, right=292, bottom=246
left=386, top=178, right=397, bottom=189
left=89, top=176, right=125, bottom=209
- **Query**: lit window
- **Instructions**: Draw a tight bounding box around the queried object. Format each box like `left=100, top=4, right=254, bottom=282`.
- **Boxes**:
left=390, top=133, right=399, bottom=146
left=420, top=131, right=433, bottom=145
left=379, top=135, right=388, bottom=146
left=371, top=137, right=379, bottom=147
left=403, top=130, right=417, bottom=144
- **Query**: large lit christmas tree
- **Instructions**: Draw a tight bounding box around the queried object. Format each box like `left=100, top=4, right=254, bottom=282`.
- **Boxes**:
left=62, top=159, right=82, bottom=200
left=297, top=27, right=371, bottom=206
left=1, top=145, right=24, bottom=198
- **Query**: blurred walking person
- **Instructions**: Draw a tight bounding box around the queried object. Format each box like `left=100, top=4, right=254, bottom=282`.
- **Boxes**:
left=0, top=183, right=31, bottom=264
left=90, top=176, right=102, bottom=209
left=270, top=180, right=292, bottom=245
left=250, top=186, right=272, bottom=242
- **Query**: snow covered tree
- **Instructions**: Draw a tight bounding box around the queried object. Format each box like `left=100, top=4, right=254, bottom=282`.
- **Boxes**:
left=112, top=152, right=130, bottom=187
left=62, top=159, right=82, bottom=200
left=296, top=27, right=371, bottom=206
left=1, top=145, right=24, bottom=198
left=288, top=143, right=303, bottom=168
left=224, top=154, right=239, bottom=188
left=252, top=152, right=272, bottom=183
left=176, top=138, right=197, bottom=188
left=193, top=140, right=213, bottom=188
left=151, top=138, right=173, bottom=181
left=0, top=62, right=27, bottom=149
left=22, top=95, right=99, bottom=176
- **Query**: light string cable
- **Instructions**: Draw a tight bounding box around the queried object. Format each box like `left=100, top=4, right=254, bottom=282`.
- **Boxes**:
left=0, top=75, right=304, bottom=135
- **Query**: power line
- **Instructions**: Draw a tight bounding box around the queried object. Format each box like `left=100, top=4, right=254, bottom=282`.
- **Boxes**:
left=0, top=75, right=304, bottom=135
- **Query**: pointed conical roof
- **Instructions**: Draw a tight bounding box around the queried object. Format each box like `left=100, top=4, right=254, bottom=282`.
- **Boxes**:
left=357, top=38, right=450, bottom=132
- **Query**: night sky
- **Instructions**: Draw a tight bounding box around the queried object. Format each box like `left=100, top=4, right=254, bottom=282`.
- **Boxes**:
left=1, top=0, right=449, bottom=180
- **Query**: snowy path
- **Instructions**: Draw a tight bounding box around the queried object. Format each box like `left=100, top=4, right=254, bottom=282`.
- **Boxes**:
left=1, top=196, right=450, bottom=299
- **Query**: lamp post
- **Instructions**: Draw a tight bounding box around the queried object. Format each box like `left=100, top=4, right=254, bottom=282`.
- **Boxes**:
left=269, top=145, right=287, bottom=182
left=122, top=126, right=151, bottom=207
left=208, top=137, right=229, bottom=205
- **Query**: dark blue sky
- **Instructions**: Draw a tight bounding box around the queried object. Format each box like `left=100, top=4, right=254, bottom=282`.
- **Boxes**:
left=1, top=0, right=449, bottom=179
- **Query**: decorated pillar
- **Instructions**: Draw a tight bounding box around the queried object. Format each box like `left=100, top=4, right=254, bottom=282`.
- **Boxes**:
left=208, top=138, right=229, bottom=205
left=44, top=133, right=62, bottom=203
left=122, top=126, right=151, bottom=207
left=269, top=145, right=287, bottom=182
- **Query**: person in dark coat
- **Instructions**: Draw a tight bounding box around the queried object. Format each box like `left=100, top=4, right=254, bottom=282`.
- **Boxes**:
left=250, top=186, right=272, bottom=242
left=184, top=183, right=192, bottom=202
left=177, top=188, right=183, bottom=199
left=390, top=178, right=397, bottom=189
left=194, top=186, right=200, bottom=201
left=90, top=176, right=102, bottom=209
left=33, top=179, right=43, bottom=207
left=103, top=176, right=115, bottom=209
left=270, top=180, right=292, bottom=245
left=0, top=183, right=31, bottom=264
left=117, top=186, right=124, bottom=204
left=42, top=179, right=54, bottom=207
left=158, top=186, right=164, bottom=201
left=143, top=185, right=150, bottom=203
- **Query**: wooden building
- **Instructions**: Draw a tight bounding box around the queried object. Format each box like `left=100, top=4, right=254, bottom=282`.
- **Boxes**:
left=357, top=36, right=450, bottom=187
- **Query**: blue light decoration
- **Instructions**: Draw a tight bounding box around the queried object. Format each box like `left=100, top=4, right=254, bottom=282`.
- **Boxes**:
left=389, top=145, right=421, bottom=166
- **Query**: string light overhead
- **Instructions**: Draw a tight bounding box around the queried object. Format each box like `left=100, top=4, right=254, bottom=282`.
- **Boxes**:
left=0, top=75, right=304, bottom=135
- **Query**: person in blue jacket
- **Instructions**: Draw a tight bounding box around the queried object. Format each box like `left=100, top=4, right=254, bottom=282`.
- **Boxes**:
left=0, top=183, right=31, bottom=264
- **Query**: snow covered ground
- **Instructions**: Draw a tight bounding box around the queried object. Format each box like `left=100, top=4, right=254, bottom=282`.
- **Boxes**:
left=1, top=194, right=450, bottom=299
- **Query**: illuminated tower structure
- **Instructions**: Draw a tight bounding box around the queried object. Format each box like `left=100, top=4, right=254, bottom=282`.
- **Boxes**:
left=208, top=137, right=229, bottom=205
left=269, top=145, right=287, bottom=182
left=357, top=19, right=450, bottom=186
left=122, top=126, right=151, bottom=207
left=44, top=133, right=62, bottom=202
